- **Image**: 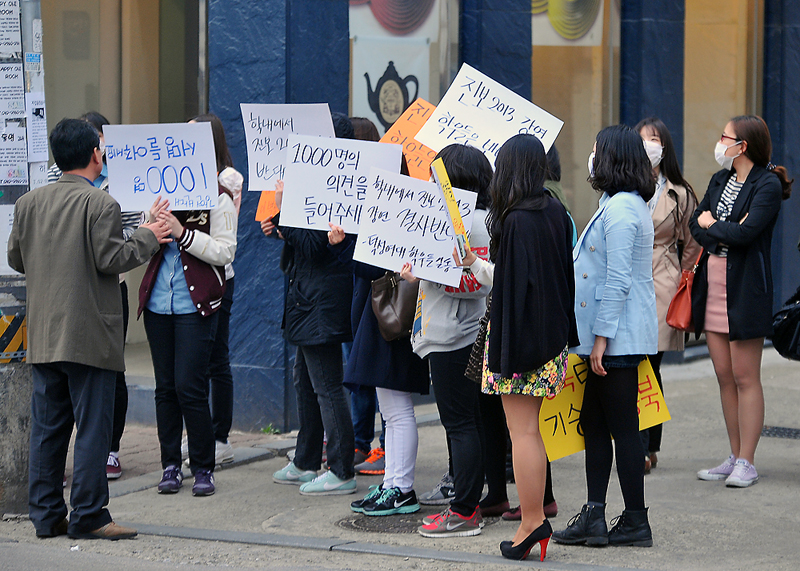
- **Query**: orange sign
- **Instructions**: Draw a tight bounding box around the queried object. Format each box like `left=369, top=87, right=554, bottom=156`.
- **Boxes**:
left=255, top=191, right=280, bottom=222
left=380, top=98, right=437, bottom=180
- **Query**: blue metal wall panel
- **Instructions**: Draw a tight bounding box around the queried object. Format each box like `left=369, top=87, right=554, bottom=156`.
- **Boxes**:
left=620, top=1, right=685, bottom=163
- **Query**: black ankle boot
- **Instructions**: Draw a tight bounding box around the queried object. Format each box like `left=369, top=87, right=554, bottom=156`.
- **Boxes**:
left=552, top=504, right=608, bottom=546
left=608, top=508, right=653, bottom=547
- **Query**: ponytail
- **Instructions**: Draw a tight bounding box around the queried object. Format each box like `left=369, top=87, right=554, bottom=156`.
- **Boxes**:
left=767, top=162, right=793, bottom=200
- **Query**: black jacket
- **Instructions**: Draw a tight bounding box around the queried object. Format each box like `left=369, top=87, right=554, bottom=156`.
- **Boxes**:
left=488, top=196, right=580, bottom=377
left=279, top=225, right=353, bottom=346
left=689, top=165, right=783, bottom=340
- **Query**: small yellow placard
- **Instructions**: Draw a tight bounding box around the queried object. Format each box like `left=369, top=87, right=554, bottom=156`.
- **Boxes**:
left=540, top=355, right=671, bottom=461
left=430, top=157, right=470, bottom=259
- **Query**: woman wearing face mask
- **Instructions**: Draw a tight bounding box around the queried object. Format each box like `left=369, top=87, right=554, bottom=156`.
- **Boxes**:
left=689, top=115, right=793, bottom=487
left=635, top=118, right=701, bottom=474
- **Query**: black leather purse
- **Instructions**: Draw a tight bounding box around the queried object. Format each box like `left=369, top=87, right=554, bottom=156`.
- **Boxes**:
left=771, top=284, right=800, bottom=361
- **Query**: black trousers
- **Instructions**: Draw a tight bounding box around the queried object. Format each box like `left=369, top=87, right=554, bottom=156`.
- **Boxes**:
left=111, top=280, right=129, bottom=453
left=144, top=309, right=218, bottom=473
left=29, top=362, right=115, bottom=536
left=581, top=365, right=645, bottom=511
left=209, top=278, right=234, bottom=443
left=429, top=347, right=484, bottom=517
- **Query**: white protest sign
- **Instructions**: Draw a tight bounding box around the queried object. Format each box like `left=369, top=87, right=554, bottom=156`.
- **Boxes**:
left=415, top=63, right=563, bottom=165
left=353, top=167, right=477, bottom=287
left=105, top=122, right=218, bottom=212
left=240, top=103, right=334, bottom=191
left=279, top=135, right=402, bottom=233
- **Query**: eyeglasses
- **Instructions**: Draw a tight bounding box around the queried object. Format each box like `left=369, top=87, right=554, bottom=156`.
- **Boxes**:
left=720, top=133, right=741, bottom=144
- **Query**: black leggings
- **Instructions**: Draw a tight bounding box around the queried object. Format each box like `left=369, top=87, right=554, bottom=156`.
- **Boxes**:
left=581, top=365, right=645, bottom=511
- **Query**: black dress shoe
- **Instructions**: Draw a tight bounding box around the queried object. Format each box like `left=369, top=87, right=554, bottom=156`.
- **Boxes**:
left=552, top=503, right=608, bottom=546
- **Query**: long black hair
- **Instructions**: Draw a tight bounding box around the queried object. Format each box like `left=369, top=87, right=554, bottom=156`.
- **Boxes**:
left=486, top=134, right=547, bottom=261
left=433, top=144, right=492, bottom=211
left=591, top=124, right=655, bottom=202
left=634, top=117, right=696, bottom=201
left=190, top=113, right=234, bottom=173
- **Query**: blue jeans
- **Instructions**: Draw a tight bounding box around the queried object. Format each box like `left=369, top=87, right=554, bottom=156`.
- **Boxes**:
left=292, top=343, right=355, bottom=480
left=350, top=385, right=385, bottom=452
left=144, top=309, right=218, bottom=473
left=29, top=362, right=115, bottom=536
left=209, top=278, right=234, bottom=442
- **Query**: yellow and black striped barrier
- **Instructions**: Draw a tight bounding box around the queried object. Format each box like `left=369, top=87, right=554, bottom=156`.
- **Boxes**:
left=0, top=310, right=26, bottom=363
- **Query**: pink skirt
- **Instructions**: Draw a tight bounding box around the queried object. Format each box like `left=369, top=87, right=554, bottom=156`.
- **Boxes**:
left=704, top=254, right=729, bottom=334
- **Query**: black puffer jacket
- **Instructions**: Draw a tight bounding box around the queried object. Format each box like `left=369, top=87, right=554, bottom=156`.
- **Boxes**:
left=279, top=225, right=353, bottom=346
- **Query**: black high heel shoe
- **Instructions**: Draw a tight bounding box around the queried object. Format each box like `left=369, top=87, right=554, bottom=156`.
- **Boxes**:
left=500, top=519, right=553, bottom=561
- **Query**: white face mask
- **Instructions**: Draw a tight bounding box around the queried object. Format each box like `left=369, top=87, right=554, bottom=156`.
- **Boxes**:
left=643, top=139, right=663, bottom=168
left=714, top=140, right=742, bottom=170
left=587, top=151, right=595, bottom=178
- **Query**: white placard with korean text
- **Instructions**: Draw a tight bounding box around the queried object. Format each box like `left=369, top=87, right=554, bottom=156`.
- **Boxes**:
left=104, top=122, right=218, bottom=212
left=415, top=63, right=563, bottom=165
left=0, top=204, right=19, bottom=275
left=0, top=0, right=21, bottom=57
left=24, top=91, right=46, bottom=162
left=0, top=63, right=24, bottom=118
left=0, top=125, right=26, bottom=184
left=240, top=103, right=334, bottom=191
left=353, top=167, right=477, bottom=287
left=279, top=135, right=402, bottom=233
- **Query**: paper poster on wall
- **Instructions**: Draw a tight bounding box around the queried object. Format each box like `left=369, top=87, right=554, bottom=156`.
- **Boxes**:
left=279, top=135, right=402, bottom=233
left=0, top=0, right=22, bottom=59
left=352, top=167, right=477, bottom=288
left=415, top=63, right=563, bottom=166
left=24, top=91, right=47, bottom=162
left=379, top=98, right=437, bottom=180
left=0, top=204, right=20, bottom=276
left=0, top=63, right=24, bottom=118
left=28, top=160, right=47, bottom=190
left=104, top=122, right=219, bottom=212
left=240, top=103, right=334, bottom=191
left=351, top=35, right=430, bottom=136
left=0, top=125, right=27, bottom=184
left=540, top=356, right=671, bottom=462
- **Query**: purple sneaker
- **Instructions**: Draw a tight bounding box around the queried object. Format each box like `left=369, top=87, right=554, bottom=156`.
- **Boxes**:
left=697, top=454, right=736, bottom=481
left=726, top=459, right=758, bottom=488
left=192, top=469, right=215, bottom=496
left=158, top=465, right=183, bottom=494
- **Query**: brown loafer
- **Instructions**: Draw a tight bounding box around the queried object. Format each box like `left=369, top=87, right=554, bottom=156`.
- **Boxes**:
left=36, top=517, right=68, bottom=538
left=70, top=521, right=137, bottom=540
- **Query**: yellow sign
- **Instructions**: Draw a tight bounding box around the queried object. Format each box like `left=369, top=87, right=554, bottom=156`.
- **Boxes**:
left=430, top=157, right=470, bottom=259
left=540, top=355, right=670, bottom=462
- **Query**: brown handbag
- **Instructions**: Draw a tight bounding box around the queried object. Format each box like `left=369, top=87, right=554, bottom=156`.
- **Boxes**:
left=371, top=272, right=419, bottom=342
left=666, top=250, right=705, bottom=332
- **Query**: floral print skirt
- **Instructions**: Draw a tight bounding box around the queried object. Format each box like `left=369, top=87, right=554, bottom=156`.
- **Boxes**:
left=481, top=322, right=568, bottom=397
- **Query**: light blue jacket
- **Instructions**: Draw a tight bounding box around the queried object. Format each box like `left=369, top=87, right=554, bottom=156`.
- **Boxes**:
left=572, top=191, right=658, bottom=356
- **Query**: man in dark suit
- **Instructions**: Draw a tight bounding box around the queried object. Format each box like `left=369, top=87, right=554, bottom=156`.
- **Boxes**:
left=7, top=118, right=170, bottom=540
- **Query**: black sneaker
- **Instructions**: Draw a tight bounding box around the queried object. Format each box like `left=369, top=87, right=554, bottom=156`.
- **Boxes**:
left=363, top=487, right=420, bottom=516
left=351, top=484, right=383, bottom=513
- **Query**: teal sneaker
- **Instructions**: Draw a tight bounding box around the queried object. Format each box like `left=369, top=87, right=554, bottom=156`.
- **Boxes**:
left=299, top=470, right=357, bottom=496
left=351, top=484, right=383, bottom=513
left=363, top=487, right=420, bottom=516
left=272, top=462, right=317, bottom=485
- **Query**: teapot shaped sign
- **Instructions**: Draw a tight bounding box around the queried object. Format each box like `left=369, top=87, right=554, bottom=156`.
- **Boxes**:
left=365, top=61, right=419, bottom=130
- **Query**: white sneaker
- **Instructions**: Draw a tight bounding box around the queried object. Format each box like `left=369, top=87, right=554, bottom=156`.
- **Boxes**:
left=726, top=459, right=759, bottom=488
left=180, top=435, right=189, bottom=461
left=215, top=440, right=234, bottom=464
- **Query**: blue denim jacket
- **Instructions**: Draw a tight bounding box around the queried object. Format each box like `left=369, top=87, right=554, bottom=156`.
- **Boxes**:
left=145, top=241, right=196, bottom=315
left=572, top=191, right=658, bottom=357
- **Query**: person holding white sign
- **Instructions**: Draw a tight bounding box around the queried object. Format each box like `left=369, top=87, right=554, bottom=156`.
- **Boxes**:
left=480, top=134, right=579, bottom=561
left=265, top=113, right=357, bottom=496
left=397, top=144, right=492, bottom=538
left=139, top=175, right=238, bottom=498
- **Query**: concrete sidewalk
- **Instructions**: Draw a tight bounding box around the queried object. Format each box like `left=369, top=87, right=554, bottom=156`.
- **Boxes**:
left=2, top=349, right=799, bottom=571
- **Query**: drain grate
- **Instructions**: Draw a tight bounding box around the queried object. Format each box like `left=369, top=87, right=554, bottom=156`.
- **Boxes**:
left=761, top=426, right=800, bottom=439
left=337, top=511, right=500, bottom=534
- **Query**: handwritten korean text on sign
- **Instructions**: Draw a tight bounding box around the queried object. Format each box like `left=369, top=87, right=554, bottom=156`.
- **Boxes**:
left=415, top=63, right=563, bottom=165
left=379, top=98, right=437, bottom=180
left=240, top=103, right=334, bottom=191
left=540, top=355, right=670, bottom=462
left=105, top=122, right=218, bottom=212
left=279, top=135, right=402, bottom=234
left=353, top=167, right=477, bottom=288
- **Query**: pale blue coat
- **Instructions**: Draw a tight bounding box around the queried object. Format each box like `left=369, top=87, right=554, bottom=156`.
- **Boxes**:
left=572, top=191, right=658, bottom=357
